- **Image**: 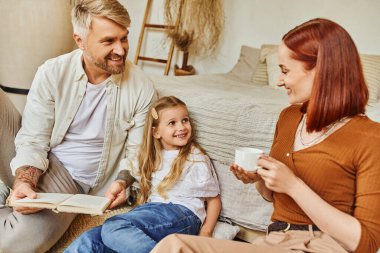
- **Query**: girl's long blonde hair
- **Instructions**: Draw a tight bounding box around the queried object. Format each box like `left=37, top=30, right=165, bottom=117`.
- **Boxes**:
left=137, top=96, right=204, bottom=204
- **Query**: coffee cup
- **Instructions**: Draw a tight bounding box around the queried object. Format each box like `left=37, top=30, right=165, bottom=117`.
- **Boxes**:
left=234, top=147, right=263, bottom=172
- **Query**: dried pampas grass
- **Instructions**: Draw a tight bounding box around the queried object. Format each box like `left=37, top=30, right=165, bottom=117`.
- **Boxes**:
left=164, top=0, right=224, bottom=57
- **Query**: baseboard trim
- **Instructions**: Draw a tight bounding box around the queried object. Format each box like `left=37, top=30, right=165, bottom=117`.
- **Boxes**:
left=0, top=84, right=29, bottom=95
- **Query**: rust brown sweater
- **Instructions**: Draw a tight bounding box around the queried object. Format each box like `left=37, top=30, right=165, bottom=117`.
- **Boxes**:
left=270, top=105, right=380, bottom=253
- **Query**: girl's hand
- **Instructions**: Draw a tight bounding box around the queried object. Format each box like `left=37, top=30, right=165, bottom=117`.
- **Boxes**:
left=257, top=155, right=301, bottom=196
left=198, top=226, right=213, bottom=237
left=105, top=180, right=127, bottom=209
left=230, top=164, right=261, bottom=184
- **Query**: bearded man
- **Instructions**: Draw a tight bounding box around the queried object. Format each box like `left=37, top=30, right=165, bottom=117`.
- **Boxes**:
left=0, top=1, right=156, bottom=252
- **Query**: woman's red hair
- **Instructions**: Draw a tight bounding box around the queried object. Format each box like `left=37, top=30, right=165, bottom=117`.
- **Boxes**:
left=283, top=18, right=368, bottom=132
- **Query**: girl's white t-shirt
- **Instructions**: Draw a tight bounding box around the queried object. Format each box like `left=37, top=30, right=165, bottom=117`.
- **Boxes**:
left=131, top=148, right=220, bottom=223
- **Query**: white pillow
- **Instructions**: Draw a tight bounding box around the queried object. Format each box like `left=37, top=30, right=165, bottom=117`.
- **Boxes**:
left=212, top=221, right=240, bottom=240
left=229, top=45, right=261, bottom=83
left=252, top=44, right=278, bottom=85
left=265, top=52, right=282, bottom=89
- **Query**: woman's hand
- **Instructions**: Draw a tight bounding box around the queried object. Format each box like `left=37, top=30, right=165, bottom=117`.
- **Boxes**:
left=230, top=164, right=261, bottom=184
left=105, top=180, right=127, bottom=209
left=257, top=155, right=301, bottom=196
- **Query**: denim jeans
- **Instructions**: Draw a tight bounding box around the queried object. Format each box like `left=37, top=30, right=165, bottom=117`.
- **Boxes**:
left=65, top=202, right=201, bottom=253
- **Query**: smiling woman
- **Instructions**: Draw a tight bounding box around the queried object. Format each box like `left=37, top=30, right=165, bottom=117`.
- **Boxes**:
left=277, top=43, right=315, bottom=105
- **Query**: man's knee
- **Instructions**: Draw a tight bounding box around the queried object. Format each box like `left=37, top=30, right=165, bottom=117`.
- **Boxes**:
left=0, top=209, right=74, bottom=253
left=0, top=218, right=51, bottom=253
left=0, top=234, right=46, bottom=253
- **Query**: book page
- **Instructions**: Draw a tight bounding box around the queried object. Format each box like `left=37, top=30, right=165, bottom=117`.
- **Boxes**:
left=10, top=193, right=111, bottom=215
left=59, top=194, right=111, bottom=211
left=10, top=193, right=73, bottom=209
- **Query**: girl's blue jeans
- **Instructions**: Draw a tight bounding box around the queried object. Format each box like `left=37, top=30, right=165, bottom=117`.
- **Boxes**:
left=64, top=202, right=201, bottom=253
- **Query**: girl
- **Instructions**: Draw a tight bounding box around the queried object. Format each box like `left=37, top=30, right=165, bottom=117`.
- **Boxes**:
left=66, top=96, right=221, bottom=253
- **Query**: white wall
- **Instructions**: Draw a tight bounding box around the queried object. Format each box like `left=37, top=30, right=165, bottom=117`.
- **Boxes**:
left=121, top=0, right=380, bottom=75
left=0, top=0, right=74, bottom=113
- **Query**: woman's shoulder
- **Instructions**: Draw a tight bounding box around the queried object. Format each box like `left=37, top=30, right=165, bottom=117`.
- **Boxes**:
left=351, top=115, right=380, bottom=136
left=281, top=104, right=302, bottom=115
left=337, top=116, right=380, bottom=155
left=277, top=104, right=303, bottom=123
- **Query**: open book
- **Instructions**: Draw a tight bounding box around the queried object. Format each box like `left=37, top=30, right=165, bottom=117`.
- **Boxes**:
left=9, top=193, right=111, bottom=215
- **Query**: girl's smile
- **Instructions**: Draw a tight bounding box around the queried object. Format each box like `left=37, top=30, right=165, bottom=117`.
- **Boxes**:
left=153, top=105, right=192, bottom=150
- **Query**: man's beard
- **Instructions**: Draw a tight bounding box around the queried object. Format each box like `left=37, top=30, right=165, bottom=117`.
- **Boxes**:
left=87, top=51, right=127, bottom=75
left=95, top=53, right=126, bottom=75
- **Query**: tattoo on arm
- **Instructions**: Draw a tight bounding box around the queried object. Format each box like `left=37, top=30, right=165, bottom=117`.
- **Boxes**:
left=14, top=166, right=43, bottom=188
left=116, top=170, right=135, bottom=188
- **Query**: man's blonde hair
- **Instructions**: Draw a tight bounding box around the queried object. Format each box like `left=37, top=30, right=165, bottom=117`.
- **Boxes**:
left=71, top=0, right=131, bottom=38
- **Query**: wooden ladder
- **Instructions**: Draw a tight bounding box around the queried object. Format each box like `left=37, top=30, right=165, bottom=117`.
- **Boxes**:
left=134, top=0, right=184, bottom=75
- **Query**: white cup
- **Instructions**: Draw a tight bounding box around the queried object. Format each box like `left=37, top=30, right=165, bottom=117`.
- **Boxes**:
left=234, top=147, right=263, bottom=172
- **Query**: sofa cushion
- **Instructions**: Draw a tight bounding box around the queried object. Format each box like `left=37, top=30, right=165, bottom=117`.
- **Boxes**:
left=229, top=45, right=261, bottom=83
left=265, top=52, right=282, bottom=89
left=252, top=44, right=278, bottom=85
left=258, top=45, right=281, bottom=89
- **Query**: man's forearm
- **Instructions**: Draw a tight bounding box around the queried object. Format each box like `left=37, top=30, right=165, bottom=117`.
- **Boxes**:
left=14, top=166, right=43, bottom=188
left=115, top=170, right=135, bottom=188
